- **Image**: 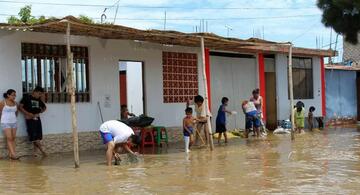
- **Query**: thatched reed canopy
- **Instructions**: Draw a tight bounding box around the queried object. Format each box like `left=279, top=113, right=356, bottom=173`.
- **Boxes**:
left=0, top=16, right=335, bottom=57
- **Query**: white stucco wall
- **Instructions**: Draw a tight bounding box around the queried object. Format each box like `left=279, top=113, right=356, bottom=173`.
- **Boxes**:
left=0, top=30, right=202, bottom=137
left=275, top=54, right=323, bottom=120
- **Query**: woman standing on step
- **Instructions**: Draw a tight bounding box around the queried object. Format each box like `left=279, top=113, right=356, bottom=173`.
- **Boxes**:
left=0, top=89, right=19, bottom=160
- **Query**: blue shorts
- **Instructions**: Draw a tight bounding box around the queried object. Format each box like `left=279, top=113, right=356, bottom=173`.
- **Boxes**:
left=245, top=115, right=260, bottom=129
left=1, top=123, right=17, bottom=129
left=99, top=131, right=113, bottom=144
left=183, top=126, right=193, bottom=137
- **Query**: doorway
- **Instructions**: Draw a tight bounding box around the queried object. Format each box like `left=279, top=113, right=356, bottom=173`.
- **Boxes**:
left=264, top=56, right=277, bottom=130
left=119, top=61, right=145, bottom=117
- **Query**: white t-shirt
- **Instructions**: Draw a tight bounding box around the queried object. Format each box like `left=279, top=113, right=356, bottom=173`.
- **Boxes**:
left=189, top=100, right=211, bottom=118
left=244, top=101, right=257, bottom=114
left=99, top=120, right=134, bottom=144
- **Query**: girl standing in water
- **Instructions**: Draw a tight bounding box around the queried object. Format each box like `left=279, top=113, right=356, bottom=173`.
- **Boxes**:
left=0, top=89, right=19, bottom=160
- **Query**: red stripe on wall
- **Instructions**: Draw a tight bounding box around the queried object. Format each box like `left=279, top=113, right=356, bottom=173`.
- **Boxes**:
left=320, top=57, right=326, bottom=117
left=258, top=53, right=266, bottom=121
left=205, top=48, right=211, bottom=110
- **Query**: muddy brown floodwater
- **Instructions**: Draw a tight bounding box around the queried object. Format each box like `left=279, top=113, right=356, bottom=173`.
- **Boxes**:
left=1, top=127, right=360, bottom=194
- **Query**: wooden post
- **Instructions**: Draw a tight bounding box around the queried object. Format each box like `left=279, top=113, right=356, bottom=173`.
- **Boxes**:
left=200, top=37, right=214, bottom=151
left=288, top=43, right=295, bottom=141
left=66, top=22, right=80, bottom=168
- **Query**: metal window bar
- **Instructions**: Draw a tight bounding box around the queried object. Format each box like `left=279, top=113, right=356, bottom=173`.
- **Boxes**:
left=80, top=58, right=84, bottom=92
left=31, top=57, right=35, bottom=91
left=45, top=58, right=48, bottom=92
left=49, top=58, right=54, bottom=92
left=75, top=59, right=79, bottom=93
left=58, top=58, right=61, bottom=92
left=24, top=57, right=28, bottom=92
left=83, top=59, right=87, bottom=92
left=27, top=57, right=32, bottom=92
left=34, top=58, right=38, bottom=87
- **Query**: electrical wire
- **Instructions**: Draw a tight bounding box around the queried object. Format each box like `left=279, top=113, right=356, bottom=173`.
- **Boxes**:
left=0, top=13, right=320, bottom=21
left=0, top=0, right=318, bottom=10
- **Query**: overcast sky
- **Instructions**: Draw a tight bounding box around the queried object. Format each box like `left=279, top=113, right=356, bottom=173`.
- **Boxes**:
left=0, top=0, right=343, bottom=61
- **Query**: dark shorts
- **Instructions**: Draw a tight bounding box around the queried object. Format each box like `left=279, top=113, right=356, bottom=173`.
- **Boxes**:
left=25, top=118, right=43, bottom=142
left=245, top=115, right=261, bottom=130
left=183, top=127, right=194, bottom=137
left=216, top=123, right=226, bottom=133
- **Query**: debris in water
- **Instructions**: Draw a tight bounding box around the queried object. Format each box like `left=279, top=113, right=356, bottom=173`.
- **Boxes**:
left=209, top=178, right=225, bottom=181
left=127, top=168, right=147, bottom=171
left=288, top=151, right=295, bottom=159
left=273, top=127, right=291, bottom=134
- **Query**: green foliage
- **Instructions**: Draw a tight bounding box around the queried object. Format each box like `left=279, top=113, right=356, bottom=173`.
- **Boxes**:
left=7, top=16, right=21, bottom=24
left=78, top=15, right=94, bottom=24
left=38, top=16, right=46, bottom=23
left=18, top=5, right=33, bottom=23
left=7, top=6, right=96, bottom=25
left=317, top=0, right=360, bottom=44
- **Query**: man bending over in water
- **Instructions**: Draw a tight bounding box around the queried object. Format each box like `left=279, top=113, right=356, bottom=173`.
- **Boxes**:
left=99, top=120, right=140, bottom=166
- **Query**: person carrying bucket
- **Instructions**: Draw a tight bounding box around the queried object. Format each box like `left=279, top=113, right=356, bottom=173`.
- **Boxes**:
left=250, top=88, right=267, bottom=136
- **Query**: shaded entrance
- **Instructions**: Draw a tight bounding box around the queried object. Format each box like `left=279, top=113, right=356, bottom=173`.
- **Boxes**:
left=264, top=56, right=277, bottom=130
left=119, top=61, right=145, bottom=116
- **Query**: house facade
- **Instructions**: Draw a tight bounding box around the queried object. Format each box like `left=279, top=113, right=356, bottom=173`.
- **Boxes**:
left=0, top=17, right=333, bottom=155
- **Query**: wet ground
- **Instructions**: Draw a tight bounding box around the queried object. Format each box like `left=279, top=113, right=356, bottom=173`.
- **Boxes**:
left=1, top=126, right=360, bottom=194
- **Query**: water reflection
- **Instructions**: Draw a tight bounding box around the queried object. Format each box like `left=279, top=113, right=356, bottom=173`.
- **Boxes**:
left=0, top=127, right=360, bottom=194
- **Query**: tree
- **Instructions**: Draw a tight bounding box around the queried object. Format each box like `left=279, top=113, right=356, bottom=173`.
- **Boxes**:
left=78, top=15, right=94, bottom=24
left=8, top=6, right=96, bottom=25
left=7, top=5, right=38, bottom=24
left=317, top=0, right=360, bottom=44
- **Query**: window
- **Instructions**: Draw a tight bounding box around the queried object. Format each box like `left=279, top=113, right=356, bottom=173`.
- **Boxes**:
left=162, top=52, right=198, bottom=103
left=289, top=57, right=313, bottom=99
left=21, top=43, right=90, bottom=103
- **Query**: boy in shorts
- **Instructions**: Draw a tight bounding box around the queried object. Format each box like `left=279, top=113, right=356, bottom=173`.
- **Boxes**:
left=19, top=86, right=47, bottom=157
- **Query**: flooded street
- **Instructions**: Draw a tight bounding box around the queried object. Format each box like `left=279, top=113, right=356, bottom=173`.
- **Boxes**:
left=1, top=126, right=360, bottom=194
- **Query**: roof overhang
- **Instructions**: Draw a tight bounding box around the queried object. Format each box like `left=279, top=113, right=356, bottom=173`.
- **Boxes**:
left=0, top=16, right=336, bottom=57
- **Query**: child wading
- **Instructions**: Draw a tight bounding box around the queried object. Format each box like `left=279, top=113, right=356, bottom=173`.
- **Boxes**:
left=308, top=106, right=315, bottom=131
left=294, top=102, right=305, bottom=133
left=183, top=107, right=195, bottom=153
left=215, top=97, right=232, bottom=144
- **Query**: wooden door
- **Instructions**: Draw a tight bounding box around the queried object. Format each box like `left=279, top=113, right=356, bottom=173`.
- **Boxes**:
left=119, top=71, right=127, bottom=105
left=265, top=72, right=277, bottom=130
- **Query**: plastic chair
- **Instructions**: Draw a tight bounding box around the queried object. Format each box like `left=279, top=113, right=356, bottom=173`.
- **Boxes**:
left=141, top=126, right=155, bottom=148
left=153, top=126, right=168, bottom=146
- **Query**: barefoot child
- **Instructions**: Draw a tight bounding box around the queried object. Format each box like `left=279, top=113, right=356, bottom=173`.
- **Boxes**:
left=242, top=100, right=260, bottom=138
left=216, top=97, right=232, bottom=144
left=308, top=106, right=315, bottom=131
left=183, top=107, right=195, bottom=153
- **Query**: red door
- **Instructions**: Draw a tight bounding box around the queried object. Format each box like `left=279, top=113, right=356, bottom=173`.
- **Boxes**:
left=119, top=71, right=127, bottom=105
